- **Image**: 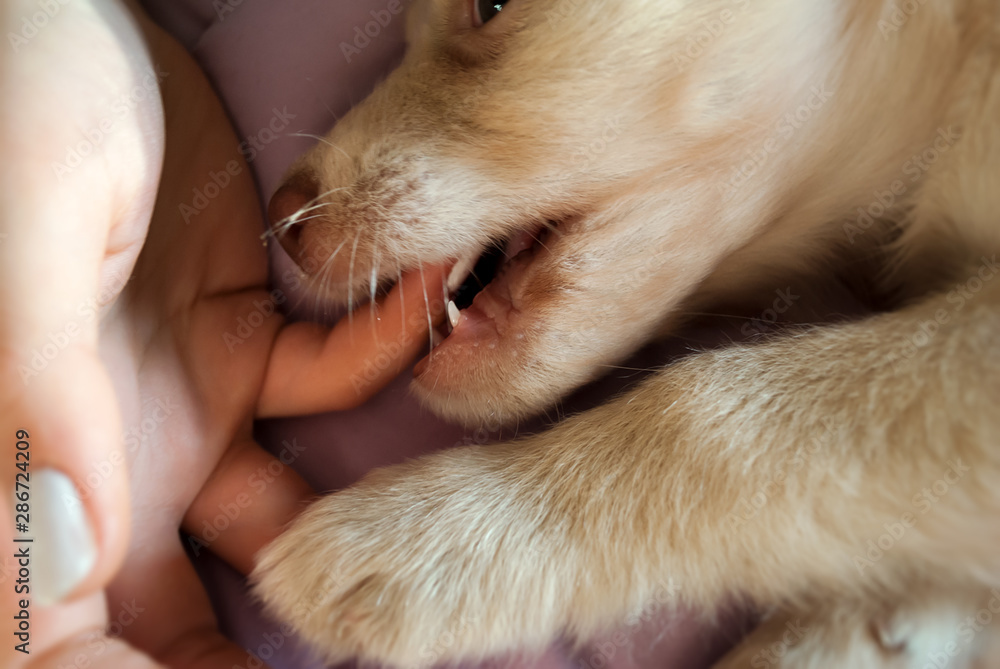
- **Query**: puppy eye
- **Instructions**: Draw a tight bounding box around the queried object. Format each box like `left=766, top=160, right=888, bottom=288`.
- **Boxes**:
left=474, top=0, right=508, bottom=26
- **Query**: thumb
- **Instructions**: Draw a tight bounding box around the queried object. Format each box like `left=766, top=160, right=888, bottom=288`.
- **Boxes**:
left=10, top=591, right=165, bottom=669
left=0, top=0, right=163, bottom=612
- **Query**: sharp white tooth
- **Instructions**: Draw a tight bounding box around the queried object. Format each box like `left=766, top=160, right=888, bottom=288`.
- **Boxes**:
left=447, top=251, right=479, bottom=293
left=447, top=300, right=461, bottom=329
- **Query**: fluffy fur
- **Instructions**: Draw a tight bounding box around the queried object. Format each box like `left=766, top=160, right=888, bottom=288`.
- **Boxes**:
left=252, top=0, right=1000, bottom=666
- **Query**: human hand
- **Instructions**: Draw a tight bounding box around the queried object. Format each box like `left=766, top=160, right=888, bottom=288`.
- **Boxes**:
left=0, top=1, right=445, bottom=666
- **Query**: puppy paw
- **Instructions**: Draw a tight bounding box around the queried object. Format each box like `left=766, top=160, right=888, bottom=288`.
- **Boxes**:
left=714, top=597, right=991, bottom=669
left=250, top=446, right=572, bottom=667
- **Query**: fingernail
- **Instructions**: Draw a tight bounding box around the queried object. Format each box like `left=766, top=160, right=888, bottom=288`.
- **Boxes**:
left=32, top=469, right=97, bottom=607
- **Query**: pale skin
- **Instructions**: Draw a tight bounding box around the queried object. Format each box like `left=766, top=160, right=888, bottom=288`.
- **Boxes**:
left=0, top=1, right=445, bottom=666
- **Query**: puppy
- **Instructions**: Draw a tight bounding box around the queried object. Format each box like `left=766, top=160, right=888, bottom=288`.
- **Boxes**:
left=252, top=0, right=1000, bottom=667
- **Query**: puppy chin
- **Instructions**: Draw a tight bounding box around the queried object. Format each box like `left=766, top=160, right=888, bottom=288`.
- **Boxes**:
left=410, top=338, right=553, bottom=429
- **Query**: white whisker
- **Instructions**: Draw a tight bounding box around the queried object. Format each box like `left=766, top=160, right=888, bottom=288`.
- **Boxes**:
left=369, top=220, right=382, bottom=347
left=347, top=230, right=362, bottom=339
left=289, top=132, right=353, bottom=163
left=417, top=260, right=433, bottom=356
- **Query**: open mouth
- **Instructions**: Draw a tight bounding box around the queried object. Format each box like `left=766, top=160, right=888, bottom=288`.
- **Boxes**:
left=420, top=221, right=558, bottom=363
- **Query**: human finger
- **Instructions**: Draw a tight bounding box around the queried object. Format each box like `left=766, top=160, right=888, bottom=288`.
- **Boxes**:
left=256, top=264, right=448, bottom=417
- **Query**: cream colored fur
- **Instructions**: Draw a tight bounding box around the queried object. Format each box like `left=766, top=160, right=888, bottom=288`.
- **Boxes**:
left=251, top=0, right=1000, bottom=666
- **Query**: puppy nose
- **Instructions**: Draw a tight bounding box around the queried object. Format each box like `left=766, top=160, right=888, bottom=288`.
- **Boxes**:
left=268, top=176, right=319, bottom=264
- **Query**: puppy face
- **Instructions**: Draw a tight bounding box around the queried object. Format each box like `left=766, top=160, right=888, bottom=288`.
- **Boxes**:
left=271, top=0, right=845, bottom=425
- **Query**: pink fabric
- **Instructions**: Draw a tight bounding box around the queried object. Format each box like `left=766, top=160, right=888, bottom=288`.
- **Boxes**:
left=139, top=1, right=758, bottom=666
